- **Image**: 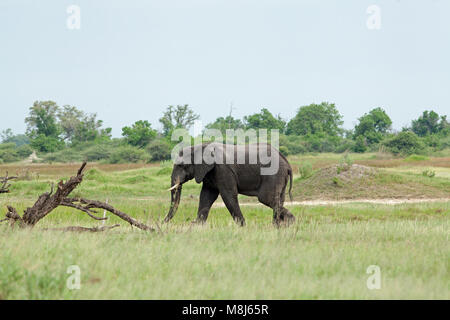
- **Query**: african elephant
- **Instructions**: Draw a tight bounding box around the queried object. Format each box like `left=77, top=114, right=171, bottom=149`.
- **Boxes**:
left=164, top=142, right=294, bottom=226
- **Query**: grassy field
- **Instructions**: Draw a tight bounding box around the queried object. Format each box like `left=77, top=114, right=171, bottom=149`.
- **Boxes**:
left=0, top=153, right=449, bottom=299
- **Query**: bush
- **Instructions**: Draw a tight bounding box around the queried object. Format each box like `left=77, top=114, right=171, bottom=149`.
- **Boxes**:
left=332, top=176, right=343, bottom=187
left=108, top=145, right=147, bottom=164
left=147, top=140, right=172, bottom=162
left=16, top=144, right=33, bottom=158
left=404, top=154, right=429, bottom=162
left=30, top=135, right=64, bottom=153
left=43, top=148, right=84, bottom=163
left=280, top=135, right=307, bottom=155
left=301, top=134, right=341, bottom=153
left=0, top=143, right=20, bottom=163
left=82, top=144, right=111, bottom=162
left=383, top=131, right=425, bottom=155
left=0, top=143, right=32, bottom=163
left=337, top=153, right=353, bottom=173
left=279, top=146, right=289, bottom=157
left=335, top=139, right=355, bottom=153
left=156, top=166, right=172, bottom=176
left=298, top=161, right=313, bottom=179
left=422, top=169, right=435, bottom=178
left=352, top=136, right=367, bottom=153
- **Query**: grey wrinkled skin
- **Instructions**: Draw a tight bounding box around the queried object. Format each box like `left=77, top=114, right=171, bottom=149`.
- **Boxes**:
left=164, top=142, right=295, bottom=227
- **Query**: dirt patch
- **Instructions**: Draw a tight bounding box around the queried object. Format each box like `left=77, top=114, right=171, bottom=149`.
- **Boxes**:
left=293, top=164, right=449, bottom=200
left=312, top=164, right=376, bottom=183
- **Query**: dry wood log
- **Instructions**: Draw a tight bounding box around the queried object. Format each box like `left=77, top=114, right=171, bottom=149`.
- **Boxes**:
left=1, top=162, right=155, bottom=232
left=0, top=172, right=18, bottom=194
left=43, top=224, right=120, bottom=233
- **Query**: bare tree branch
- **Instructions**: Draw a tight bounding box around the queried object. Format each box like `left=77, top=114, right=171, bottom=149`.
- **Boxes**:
left=0, top=172, right=18, bottom=194
left=43, top=224, right=120, bottom=233
left=63, top=198, right=154, bottom=231
left=1, top=162, right=155, bottom=232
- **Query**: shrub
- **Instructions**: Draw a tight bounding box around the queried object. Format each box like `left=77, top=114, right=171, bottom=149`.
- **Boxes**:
left=404, top=154, right=429, bottom=162
left=16, top=144, right=33, bottom=158
left=335, top=139, right=355, bottom=153
left=0, top=143, right=32, bottom=163
left=422, top=169, right=435, bottom=178
left=298, top=161, right=313, bottom=179
left=332, top=176, right=343, bottom=186
left=30, top=135, right=64, bottom=153
left=0, top=145, right=19, bottom=163
left=383, top=131, right=425, bottom=155
left=82, top=144, right=111, bottom=162
left=352, top=136, right=367, bottom=153
left=337, top=153, right=353, bottom=174
left=108, top=145, right=147, bottom=164
left=156, top=166, right=172, bottom=176
left=279, top=134, right=308, bottom=154
left=279, top=146, right=289, bottom=157
left=147, top=140, right=172, bottom=162
left=43, top=148, right=83, bottom=163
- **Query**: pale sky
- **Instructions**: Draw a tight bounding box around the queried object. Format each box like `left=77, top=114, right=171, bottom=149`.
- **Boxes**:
left=1, top=0, right=449, bottom=137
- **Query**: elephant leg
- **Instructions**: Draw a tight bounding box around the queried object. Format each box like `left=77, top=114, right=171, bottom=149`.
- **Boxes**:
left=194, top=186, right=219, bottom=223
left=279, top=207, right=295, bottom=225
left=272, top=198, right=283, bottom=227
left=257, top=193, right=278, bottom=225
left=278, top=188, right=295, bottom=224
left=258, top=182, right=294, bottom=226
left=220, top=191, right=246, bottom=226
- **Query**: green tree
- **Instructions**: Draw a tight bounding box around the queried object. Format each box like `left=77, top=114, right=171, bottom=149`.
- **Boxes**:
left=25, top=101, right=60, bottom=139
left=1, top=129, right=13, bottom=142
left=205, top=116, right=244, bottom=133
left=244, top=108, right=286, bottom=132
left=353, top=135, right=367, bottom=153
left=1, top=129, right=30, bottom=147
left=286, top=102, right=343, bottom=136
left=411, top=110, right=448, bottom=137
left=383, top=131, right=425, bottom=155
left=58, top=105, right=110, bottom=144
left=353, top=107, right=392, bottom=145
left=146, top=139, right=172, bottom=161
left=74, top=114, right=110, bottom=144
left=122, top=120, right=157, bottom=148
left=159, top=105, right=200, bottom=137
left=57, top=105, right=84, bottom=142
left=30, top=134, right=64, bottom=153
left=25, top=101, right=64, bottom=152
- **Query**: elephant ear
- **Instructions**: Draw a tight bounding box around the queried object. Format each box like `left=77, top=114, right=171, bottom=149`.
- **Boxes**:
left=193, top=144, right=215, bottom=183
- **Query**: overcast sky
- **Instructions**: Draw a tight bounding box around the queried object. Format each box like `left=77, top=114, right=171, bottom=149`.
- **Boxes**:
left=1, top=0, right=449, bottom=137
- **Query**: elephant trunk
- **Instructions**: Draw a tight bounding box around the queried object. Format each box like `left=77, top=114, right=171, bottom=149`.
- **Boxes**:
left=163, top=179, right=182, bottom=223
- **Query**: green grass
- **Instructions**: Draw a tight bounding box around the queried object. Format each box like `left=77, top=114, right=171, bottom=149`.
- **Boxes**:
left=0, top=154, right=449, bottom=299
left=404, top=154, right=430, bottom=162
left=0, top=202, right=448, bottom=299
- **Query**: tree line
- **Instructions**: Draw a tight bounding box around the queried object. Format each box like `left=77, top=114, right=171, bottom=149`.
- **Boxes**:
left=0, top=100, right=448, bottom=164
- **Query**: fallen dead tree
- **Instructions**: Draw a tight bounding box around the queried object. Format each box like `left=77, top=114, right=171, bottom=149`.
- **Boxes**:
left=0, top=172, right=17, bottom=194
left=0, top=162, right=154, bottom=232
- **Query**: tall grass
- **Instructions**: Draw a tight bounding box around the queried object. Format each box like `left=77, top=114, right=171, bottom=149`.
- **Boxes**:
left=0, top=155, right=449, bottom=299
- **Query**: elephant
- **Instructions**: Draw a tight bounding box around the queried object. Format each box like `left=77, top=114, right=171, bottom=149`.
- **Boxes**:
left=163, top=142, right=295, bottom=226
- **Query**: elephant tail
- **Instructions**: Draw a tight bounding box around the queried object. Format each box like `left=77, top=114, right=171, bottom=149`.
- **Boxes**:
left=288, top=168, right=293, bottom=201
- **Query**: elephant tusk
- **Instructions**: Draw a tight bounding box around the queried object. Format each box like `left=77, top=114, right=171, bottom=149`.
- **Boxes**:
left=167, top=183, right=180, bottom=191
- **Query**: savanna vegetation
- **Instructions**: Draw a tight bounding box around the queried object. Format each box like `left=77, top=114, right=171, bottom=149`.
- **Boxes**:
left=1, top=101, right=449, bottom=165
left=0, top=101, right=448, bottom=299
left=0, top=151, right=448, bottom=299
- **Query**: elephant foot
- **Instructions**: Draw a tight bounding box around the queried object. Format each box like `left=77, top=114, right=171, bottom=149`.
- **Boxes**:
left=273, top=212, right=296, bottom=227
left=191, top=218, right=207, bottom=225
left=233, top=217, right=246, bottom=227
